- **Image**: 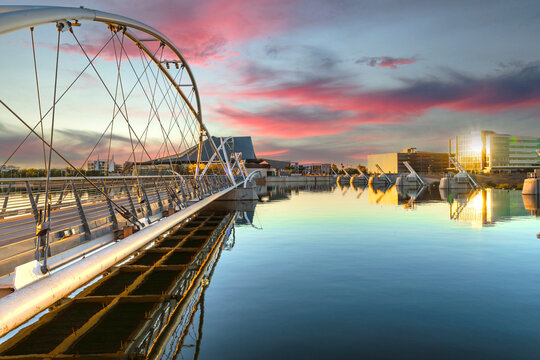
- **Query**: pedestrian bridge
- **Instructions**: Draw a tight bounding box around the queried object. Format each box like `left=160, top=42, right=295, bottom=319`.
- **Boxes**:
left=0, top=5, right=258, bottom=349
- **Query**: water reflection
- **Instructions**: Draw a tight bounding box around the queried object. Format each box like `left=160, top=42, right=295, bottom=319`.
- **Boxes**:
left=0, top=209, right=244, bottom=359
left=338, top=182, right=537, bottom=226
left=257, top=184, right=335, bottom=202
left=522, top=194, right=540, bottom=216
left=443, top=188, right=532, bottom=226
left=162, top=202, right=261, bottom=360
left=364, top=184, right=440, bottom=208
left=1, top=184, right=538, bottom=360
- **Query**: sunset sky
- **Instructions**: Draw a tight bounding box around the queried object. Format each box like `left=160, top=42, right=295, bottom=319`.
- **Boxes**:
left=1, top=0, right=540, bottom=165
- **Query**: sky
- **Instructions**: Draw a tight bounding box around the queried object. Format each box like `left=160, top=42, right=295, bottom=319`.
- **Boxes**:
left=1, top=0, right=540, bottom=166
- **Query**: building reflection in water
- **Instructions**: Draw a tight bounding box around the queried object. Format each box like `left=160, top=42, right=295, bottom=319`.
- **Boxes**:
left=442, top=188, right=533, bottom=226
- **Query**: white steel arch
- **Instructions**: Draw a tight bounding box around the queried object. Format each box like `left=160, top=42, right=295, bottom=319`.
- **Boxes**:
left=0, top=5, right=231, bottom=180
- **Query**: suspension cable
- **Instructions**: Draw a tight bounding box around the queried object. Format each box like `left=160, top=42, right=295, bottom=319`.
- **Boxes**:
left=43, top=24, right=62, bottom=215
left=106, top=27, right=124, bottom=176
left=30, top=27, right=48, bottom=172
left=76, top=35, right=165, bottom=171
left=0, top=100, right=142, bottom=228
left=0, top=32, right=117, bottom=172
left=70, top=30, right=165, bottom=170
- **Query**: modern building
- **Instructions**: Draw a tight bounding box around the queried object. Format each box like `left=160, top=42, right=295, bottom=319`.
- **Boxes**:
left=451, top=130, right=540, bottom=172
left=367, top=148, right=448, bottom=174
left=132, top=136, right=257, bottom=174
left=145, top=136, right=257, bottom=165
left=244, top=158, right=290, bottom=177
left=0, top=165, right=19, bottom=173
left=87, top=159, right=106, bottom=172
left=301, top=163, right=331, bottom=175
left=87, top=156, right=121, bottom=174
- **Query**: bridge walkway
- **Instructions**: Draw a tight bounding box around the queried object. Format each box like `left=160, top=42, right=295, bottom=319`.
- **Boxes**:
left=0, top=175, right=231, bottom=278
left=0, top=209, right=234, bottom=359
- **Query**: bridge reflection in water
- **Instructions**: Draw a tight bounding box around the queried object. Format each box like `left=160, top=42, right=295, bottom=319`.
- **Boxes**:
left=0, top=201, right=255, bottom=359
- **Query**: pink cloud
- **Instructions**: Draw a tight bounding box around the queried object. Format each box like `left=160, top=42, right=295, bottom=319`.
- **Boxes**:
left=357, top=56, right=416, bottom=69
left=100, top=0, right=307, bottom=65
left=205, top=63, right=540, bottom=148
left=237, top=65, right=540, bottom=118
left=378, top=57, right=416, bottom=68
left=257, top=149, right=290, bottom=157
left=216, top=105, right=351, bottom=138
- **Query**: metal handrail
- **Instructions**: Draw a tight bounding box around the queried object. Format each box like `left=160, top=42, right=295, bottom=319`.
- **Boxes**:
left=0, top=174, right=234, bottom=278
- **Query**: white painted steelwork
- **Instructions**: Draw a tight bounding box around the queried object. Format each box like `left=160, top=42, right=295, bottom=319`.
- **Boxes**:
left=0, top=184, right=235, bottom=338
left=375, top=164, right=392, bottom=184
left=449, top=156, right=480, bottom=189
left=402, top=161, right=426, bottom=187
left=0, top=5, right=233, bottom=183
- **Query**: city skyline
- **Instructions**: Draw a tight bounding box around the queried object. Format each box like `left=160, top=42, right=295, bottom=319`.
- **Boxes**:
left=1, top=0, right=540, bottom=166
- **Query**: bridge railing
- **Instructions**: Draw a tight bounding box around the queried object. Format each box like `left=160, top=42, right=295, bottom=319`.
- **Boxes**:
left=0, top=174, right=233, bottom=278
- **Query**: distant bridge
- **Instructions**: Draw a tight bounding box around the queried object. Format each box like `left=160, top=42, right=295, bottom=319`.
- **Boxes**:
left=0, top=5, right=256, bottom=343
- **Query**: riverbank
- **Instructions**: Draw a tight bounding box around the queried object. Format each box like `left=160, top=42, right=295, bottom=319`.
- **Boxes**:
left=420, top=172, right=526, bottom=190
left=260, top=173, right=528, bottom=190
left=263, top=175, right=333, bottom=184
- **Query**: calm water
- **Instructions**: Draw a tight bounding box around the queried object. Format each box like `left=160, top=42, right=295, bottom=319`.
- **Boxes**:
left=181, top=184, right=540, bottom=360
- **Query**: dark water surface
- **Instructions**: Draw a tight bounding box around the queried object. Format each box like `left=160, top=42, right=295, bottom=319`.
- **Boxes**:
left=181, top=185, right=540, bottom=360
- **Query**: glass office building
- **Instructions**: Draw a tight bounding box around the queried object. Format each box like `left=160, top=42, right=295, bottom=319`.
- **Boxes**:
left=451, top=130, right=540, bottom=172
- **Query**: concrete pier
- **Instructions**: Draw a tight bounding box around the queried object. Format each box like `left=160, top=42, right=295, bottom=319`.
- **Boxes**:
left=522, top=170, right=540, bottom=195
left=217, top=186, right=259, bottom=201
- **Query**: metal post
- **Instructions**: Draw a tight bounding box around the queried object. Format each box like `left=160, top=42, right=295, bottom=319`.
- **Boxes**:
left=122, top=179, right=137, bottom=218
left=153, top=180, right=164, bottom=213
left=181, top=178, right=189, bottom=204
left=209, top=176, right=217, bottom=193
left=140, top=182, right=153, bottom=217
left=71, top=180, right=91, bottom=240
left=185, top=178, right=193, bottom=200
left=34, top=181, right=42, bottom=208
left=164, top=182, right=174, bottom=208
left=1, top=182, right=12, bottom=218
left=200, top=177, right=208, bottom=195
left=56, top=180, right=68, bottom=205
left=220, top=138, right=236, bottom=186
left=175, top=179, right=187, bottom=207
left=191, top=177, right=202, bottom=199
left=204, top=177, right=214, bottom=194
left=25, top=181, right=39, bottom=222
left=100, top=180, right=118, bottom=230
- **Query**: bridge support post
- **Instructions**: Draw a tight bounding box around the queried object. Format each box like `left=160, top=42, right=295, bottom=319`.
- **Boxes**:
left=209, top=177, right=218, bottom=193
left=1, top=182, right=12, bottom=219
left=175, top=184, right=186, bottom=208
left=25, top=181, right=39, bottom=222
left=189, top=178, right=200, bottom=199
left=122, top=179, right=137, bottom=218
left=201, top=178, right=210, bottom=195
left=217, top=181, right=258, bottom=201
left=153, top=180, right=164, bottom=213
left=100, top=180, right=118, bottom=230
left=140, top=182, right=153, bottom=218
left=71, top=180, right=91, bottom=240
left=55, top=180, right=68, bottom=206
left=164, top=184, right=175, bottom=209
